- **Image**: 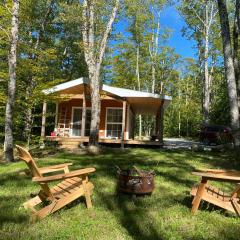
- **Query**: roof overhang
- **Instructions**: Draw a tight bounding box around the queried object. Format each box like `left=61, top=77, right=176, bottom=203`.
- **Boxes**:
left=43, top=77, right=172, bottom=115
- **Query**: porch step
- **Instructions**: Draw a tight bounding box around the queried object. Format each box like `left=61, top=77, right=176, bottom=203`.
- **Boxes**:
left=58, top=138, right=87, bottom=149
left=59, top=145, right=79, bottom=149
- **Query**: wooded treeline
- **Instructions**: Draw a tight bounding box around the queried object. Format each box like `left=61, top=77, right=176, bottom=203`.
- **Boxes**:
left=0, top=0, right=240, bottom=160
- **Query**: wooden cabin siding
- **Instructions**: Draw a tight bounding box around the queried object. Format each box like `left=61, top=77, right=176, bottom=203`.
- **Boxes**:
left=57, top=98, right=129, bottom=139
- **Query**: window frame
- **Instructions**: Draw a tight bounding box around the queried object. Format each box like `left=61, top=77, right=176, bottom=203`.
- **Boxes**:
left=105, top=107, right=123, bottom=138
left=71, top=106, right=91, bottom=137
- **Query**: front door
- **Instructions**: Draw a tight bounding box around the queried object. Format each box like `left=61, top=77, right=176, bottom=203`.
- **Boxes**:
left=72, top=107, right=91, bottom=136
left=72, top=108, right=82, bottom=136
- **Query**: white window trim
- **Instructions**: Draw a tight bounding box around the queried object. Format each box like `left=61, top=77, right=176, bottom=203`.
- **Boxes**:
left=105, top=107, right=123, bottom=138
left=71, top=106, right=91, bottom=137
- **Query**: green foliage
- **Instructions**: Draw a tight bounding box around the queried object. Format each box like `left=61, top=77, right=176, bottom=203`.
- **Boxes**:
left=164, top=58, right=202, bottom=137
left=111, top=0, right=204, bottom=138
left=0, top=0, right=88, bottom=143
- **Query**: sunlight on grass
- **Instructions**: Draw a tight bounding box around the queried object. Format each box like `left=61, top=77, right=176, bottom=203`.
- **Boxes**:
left=0, top=148, right=240, bottom=240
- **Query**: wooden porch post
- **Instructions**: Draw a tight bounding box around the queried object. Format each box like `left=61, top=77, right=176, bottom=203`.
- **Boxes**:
left=54, top=102, right=59, bottom=132
left=121, top=100, right=127, bottom=149
left=81, top=85, right=86, bottom=137
left=41, top=101, right=47, bottom=138
left=155, top=100, right=164, bottom=145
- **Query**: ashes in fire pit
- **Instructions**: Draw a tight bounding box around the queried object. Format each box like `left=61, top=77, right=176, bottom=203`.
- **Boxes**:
left=116, top=166, right=155, bottom=195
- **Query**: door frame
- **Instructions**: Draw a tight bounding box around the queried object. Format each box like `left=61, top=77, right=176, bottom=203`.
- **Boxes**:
left=71, top=107, right=91, bottom=137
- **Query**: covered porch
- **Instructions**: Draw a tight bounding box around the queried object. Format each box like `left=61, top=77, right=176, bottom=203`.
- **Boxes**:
left=41, top=78, right=171, bottom=148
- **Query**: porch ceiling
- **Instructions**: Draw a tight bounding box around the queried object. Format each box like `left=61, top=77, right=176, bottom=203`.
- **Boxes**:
left=58, top=84, right=85, bottom=94
left=127, top=97, right=167, bottom=115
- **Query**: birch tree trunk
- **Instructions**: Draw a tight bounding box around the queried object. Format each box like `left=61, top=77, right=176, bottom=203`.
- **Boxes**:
left=178, top=83, right=181, bottom=137
left=136, top=45, right=142, bottom=139
left=189, top=2, right=217, bottom=123
left=4, top=0, right=20, bottom=162
left=149, top=12, right=160, bottom=94
left=217, top=0, right=240, bottom=145
left=81, top=0, right=119, bottom=147
left=203, top=4, right=210, bottom=123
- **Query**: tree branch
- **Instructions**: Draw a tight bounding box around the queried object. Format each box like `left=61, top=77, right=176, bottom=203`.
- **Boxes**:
left=82, top=0, right=91, bottom=66
left=97, top=0, right=119, bottom=68
left=87, top=0, right=95, bottom=65
left=0, top=3, right=13, bottom=15
left=35, top=0, right=55, bottom=49
left=155, top=11, right=161, bottom=56
left=189, top=5, right=206, bottom=27
left=0, top=25, right=10, bottom=40
left=207, top=2, right=218, bottom=32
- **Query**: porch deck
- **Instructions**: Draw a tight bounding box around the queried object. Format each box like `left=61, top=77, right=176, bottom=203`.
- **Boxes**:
left=46, top=136, right=163, bottom=148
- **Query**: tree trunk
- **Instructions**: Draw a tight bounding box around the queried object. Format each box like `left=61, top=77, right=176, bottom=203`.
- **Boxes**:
left=149, top=12, right=160, bottom=94
left=217, top=0, right=240, bottom=143
left=89, top=70, right=101, bottom=146
left=25, top=105, right=33, bottom=148
left=178, top=82, right=181, bottom=137
left=24, top=77, right=34, bottom=145
left=233, top=0, right=240, bottom=107
left=81, top=0, right=119, bottom=147
left=136, top=45, right=142, bottom=138
left=190, top=2, right=216, bottom=124
left=4, top=0, right=20, bottom=162
left=203, top=14, right=210, bottom=123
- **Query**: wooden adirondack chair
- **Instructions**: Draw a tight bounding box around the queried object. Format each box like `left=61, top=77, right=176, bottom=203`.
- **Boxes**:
left=16, top=145, right=96, bottom=222
left=190, top=169, right=240, bottom=216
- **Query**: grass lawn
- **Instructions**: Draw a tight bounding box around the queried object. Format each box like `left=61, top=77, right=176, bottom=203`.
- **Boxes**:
left=0, top=147, right=240, bottom=240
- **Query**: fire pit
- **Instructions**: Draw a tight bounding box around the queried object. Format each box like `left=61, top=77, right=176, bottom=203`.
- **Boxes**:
left=116, top=166, right=155, bottom=195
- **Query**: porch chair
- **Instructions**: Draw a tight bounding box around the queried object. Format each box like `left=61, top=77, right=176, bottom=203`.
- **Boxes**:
left=16, top=145, right=95, bottom=222
left=190, top=169, right=240, bottom=216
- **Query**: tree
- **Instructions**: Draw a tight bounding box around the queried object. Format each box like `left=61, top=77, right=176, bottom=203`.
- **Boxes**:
left=112, top=0, right=179, bottom=139
left=3, top=0, right=20, bottom=162
left=81, top=0, right=120, bottom=147
left=22, top=0, right=55, bottom=145
left=217, top=0, right=240, bottom=144
left=18, top=0, right=88, bottom=146
left=179, top=0, right=218, bottom=123
left=233, top=0, right=240, bottom=106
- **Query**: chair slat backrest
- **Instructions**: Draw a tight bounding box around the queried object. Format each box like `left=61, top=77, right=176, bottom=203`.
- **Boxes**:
left=15, top=145, right=42, bottom=178
left=16, top=145, right=55, bottom=200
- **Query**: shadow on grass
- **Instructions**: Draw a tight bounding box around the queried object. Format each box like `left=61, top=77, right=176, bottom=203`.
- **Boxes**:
left=0, top=195, right=28, bottom=226
left=100, top=192, right=163, bottom=240
left=1, top=147, right=240, bottom=239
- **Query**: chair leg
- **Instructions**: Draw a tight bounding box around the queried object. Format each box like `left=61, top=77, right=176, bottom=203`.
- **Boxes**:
left=192, top=178, right=207, bottom=214
left=83, top=181, right=92, bottom=208
left=230, top=198, right=240, bottom=217
left=23, top=195, right=42, bottom=213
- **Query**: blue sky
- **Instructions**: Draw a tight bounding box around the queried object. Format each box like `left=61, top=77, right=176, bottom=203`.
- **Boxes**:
left=114, top=4, right=196, bottom=59
left=160, top=5, right=196, bottom=59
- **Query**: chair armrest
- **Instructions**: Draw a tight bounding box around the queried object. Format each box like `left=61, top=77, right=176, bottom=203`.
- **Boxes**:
left=33, top=168, right=96, bottom=183
left=192, top=171, right=240, bottom=182
left=198, top=168, right=234, bottom=173
left=39, top=163, right=73, bottom=174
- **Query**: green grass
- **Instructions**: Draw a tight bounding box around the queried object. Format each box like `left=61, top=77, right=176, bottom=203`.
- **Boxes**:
left=0, top=147, right=240, bottom=240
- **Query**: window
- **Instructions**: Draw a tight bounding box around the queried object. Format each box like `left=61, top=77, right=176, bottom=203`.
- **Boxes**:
left=106, top=108, right=123, bottom=138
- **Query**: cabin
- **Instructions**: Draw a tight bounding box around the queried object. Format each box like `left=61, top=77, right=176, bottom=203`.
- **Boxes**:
left=42, top=77, right=172, bottom=148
